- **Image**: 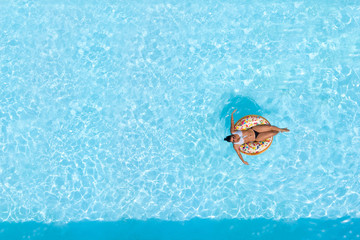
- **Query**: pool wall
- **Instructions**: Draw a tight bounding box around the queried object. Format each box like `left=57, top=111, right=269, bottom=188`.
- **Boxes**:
left=1, top=218, right=360, bottom=240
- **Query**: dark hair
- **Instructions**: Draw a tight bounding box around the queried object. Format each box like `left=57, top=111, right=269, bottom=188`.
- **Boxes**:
left=224, top=135, right=232, bottom=142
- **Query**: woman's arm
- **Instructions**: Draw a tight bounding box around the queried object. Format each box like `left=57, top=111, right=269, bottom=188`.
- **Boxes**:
left=230, top=109, right=236, bottom=134
left=233, top=145, right=249, bottom=165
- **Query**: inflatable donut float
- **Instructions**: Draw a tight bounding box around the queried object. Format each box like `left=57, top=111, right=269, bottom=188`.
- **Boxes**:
left=234, top=115, right=273, bottom=155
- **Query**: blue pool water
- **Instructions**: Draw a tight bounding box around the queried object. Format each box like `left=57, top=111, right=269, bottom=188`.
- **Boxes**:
left=1, top=218, right=360, bottom=240
left=1, top=0, right=360, bottom=238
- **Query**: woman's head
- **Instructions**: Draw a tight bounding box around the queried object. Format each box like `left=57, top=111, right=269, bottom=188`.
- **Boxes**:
left=224, top=135, right=235, bottom=143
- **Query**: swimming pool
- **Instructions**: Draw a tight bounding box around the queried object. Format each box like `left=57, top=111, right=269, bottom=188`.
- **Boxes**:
left=1, top=0, right=360, bottom=238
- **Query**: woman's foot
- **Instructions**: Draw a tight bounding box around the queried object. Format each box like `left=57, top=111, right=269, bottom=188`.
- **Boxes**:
left=280, top=128, right=290, bottom=132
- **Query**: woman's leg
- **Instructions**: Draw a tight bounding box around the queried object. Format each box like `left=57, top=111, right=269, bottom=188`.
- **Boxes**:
left=251, top=125, right=289, bottom=133
left=255, top=130, right=279, bottom=141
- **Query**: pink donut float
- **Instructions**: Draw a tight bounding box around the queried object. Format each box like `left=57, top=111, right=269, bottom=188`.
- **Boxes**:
left=234, top=115, right=273, bottom=155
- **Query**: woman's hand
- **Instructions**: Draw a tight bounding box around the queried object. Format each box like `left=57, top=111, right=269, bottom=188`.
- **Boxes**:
left=231, top=109, right=237, bottom=115
left=243, top=161, right=249, bottom=165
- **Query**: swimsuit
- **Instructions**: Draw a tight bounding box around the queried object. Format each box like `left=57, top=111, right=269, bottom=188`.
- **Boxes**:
left=233, top=130, right=245, bottom=145
left=253, top=130, right=259, bottom=139
left=233, top=129, right=260, bottom=145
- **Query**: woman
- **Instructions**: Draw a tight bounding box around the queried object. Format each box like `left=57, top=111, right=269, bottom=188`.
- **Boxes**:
left=224, top=110, right=289, bottom=165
